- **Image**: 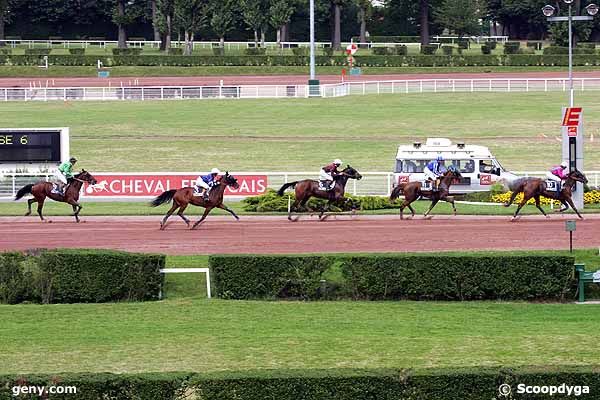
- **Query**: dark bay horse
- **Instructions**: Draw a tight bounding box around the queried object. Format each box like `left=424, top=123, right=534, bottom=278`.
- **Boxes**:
left=390, top=166, right=463, bottom=219
left=14, top=170, right=97, bottom=223
left=150, top=172, right=240, bottom=230
left=503, top=169, right=588, bottom=220
left=277, top=165, right=362, bottom=221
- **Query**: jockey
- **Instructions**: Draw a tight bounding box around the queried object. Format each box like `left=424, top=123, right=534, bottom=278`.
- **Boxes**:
left=547, top=161, right=568, bottom=195
left=424, top=156, right=447, bottom=191
left=195, top=168, right=221, bottom=199
left=319, top=159, right=342, bottom=191
left=53, top=157, right=77, bottom=195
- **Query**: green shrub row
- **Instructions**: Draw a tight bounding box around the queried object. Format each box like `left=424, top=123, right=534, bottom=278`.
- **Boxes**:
left=111, top=47, right=143, bottom=56
left=209, top=254, right=575, bottom=301
left=2, top=54, right=600, bottom=67
left=352, top=35, right=420, bottom=43
left=2, top=367, right=597, bottom=400
left=0, top=249, right=164, bottom=304
left=372, top=45, right=408, bottom=56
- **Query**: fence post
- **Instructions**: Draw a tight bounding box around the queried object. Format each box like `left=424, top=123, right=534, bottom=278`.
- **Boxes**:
left=12, top=175, right=16, bottom=197
left=82, top=87, right=86, bottom=100
left=405, top=81, right=409, bottom=93
left=470, top=80, right=473, bottom=92
left=526, top=80, right=529, bottom=92
left=582, top=79, right=585, bottom=91
left=434, top=80, right=437, bottom=93
left=387, top=173, right=392, bottom=196
left=141, top=87, right=144, bottom=101
left=507, top=79, right=511, bottom=92
left=545, top=79, right=548, bottom=92
left=420, top=80, right=423, bottom=93
left=363, top=82, right=366, bottom=95
left=63, top=88, right=66, bottom=101
left=452, top=80, right=455, bottom=92
left=161, top=87, right=164, bottom=100
left=4, top=88, right=7, bottom=102
left=377, top=82, right=380, bottom=94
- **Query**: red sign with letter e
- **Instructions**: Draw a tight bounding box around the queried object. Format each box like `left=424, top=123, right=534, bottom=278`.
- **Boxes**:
left=562, top=107, right=582, bottom=127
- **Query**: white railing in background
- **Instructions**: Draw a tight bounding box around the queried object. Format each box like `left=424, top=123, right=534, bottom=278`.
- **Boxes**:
left=1, top=171, right=599, bottom=200
left=2, top=78, right=600, bottom=102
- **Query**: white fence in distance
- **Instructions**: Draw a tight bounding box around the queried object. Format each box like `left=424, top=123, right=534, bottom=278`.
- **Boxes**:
left=2, top=171, right=599, bottom=200
left=2, top=79, right=600, bottom=102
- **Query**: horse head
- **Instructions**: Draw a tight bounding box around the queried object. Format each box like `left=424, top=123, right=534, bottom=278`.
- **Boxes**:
left=75, top=169, right=97, bottom=185
left=341, top=165, right=363, bottom=180
left=221, top=172, right=240, bottom=189
left=568, top=169, right=588, bottom=185
left=445, top=165, right=463, bottom=180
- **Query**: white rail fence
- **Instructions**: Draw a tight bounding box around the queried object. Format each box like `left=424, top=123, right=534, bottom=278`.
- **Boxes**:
left=2, top=79, right=600, bottom=102
left=1, top=171, right=599, bottom=200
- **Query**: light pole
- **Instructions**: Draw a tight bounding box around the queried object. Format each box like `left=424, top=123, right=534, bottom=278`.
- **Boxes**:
left=542, top=1, right=598, bottom=209
left=308, top=0, right=320, bottom=96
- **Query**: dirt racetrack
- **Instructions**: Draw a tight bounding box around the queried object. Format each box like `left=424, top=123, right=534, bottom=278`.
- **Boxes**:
left=0, top=215, right=598, bottom=255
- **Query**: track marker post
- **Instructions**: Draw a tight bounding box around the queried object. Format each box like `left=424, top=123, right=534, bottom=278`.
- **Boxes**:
left=566, top=220, right=576, bottom=253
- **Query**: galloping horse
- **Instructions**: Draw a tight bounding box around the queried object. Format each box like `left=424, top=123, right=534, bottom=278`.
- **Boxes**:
left=390, top=166, right=463, bottom=219
left=14, top=170, right=97, bottom=223
left=150, top=172, right=240, bottom=230
left=277, top=165, right=363, bottom=221
left=503, top=169, right=588, bottom=220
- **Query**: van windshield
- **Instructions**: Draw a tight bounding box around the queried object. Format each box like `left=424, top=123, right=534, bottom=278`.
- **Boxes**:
left=398, top=160, right=428, bottom=173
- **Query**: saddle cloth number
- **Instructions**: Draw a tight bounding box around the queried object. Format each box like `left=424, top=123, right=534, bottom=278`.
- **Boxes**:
left=421, top=181, right=433, bottom=190
left=546, top=180, right=559, bottom=191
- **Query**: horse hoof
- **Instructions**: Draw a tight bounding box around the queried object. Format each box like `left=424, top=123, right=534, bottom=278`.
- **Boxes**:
left=47, top=220, right=52, bottom=224
left=423, top=215, right=433, bottom=220
left=510, top=217, right=518, bottom=222
left=545, top=215, right=550, bottom=219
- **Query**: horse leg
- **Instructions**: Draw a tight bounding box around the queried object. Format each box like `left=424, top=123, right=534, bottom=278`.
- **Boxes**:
left=504, top=190, right=519, bottom=207
left=217, top=204, right=240, bottom=221
left=534, top=196, right=548, bottom=218
left=25, top=198, right=36, bottom=216
left=445, top=196, right=457, bottom=216
left=423, top=199, right=440, bottom=219
left=36, top=199, right=46, bottom=222
left=192, top=207, right=212, bottom=230
left=565, top=197, right=584, bottom=220
left=319, top=201, right=332, bottom=221
left=160, top=202, right=179, bottom=230
left=177, top=204, right=191, bottom=227
left=288, top=199, right=301, bottom=221
left=71, top=204, right=80, bottom=223
left=511, top=196, right=530, bottom=221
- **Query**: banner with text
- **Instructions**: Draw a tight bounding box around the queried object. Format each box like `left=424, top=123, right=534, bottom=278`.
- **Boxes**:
left=83, top=174, right=268, bottom=197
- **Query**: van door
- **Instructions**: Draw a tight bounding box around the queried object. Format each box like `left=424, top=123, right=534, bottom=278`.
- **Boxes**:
left=477, top=159, right=501, bottom=190
left=450, top=159, right=475, bottom=193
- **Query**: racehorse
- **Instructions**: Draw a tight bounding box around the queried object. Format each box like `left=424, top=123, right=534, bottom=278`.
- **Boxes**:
left=503, top=169, right=588, bottom=220
left=390, top=166, right=463, bottom=219
left=14, top=170, right=97, bottom=223
left=150, top=172, right=240, bottom=230
left=276, top=165, right=362, bottom=221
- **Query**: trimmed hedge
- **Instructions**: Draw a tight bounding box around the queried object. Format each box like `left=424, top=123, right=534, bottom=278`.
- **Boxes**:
left=111, top=47, right=143, bottom=56
left=167, top=47, right=183, bottom=55
left=1, top=368, right=598, bottom=400
left=209, top=254, right=575, bottom=301
left=24, top=48, right=52, bottom=55
left=68, top=48, right=85, bottom=55
left=421, top=44, right=438, bottom=55
left=504, top=41, right=521, bottom=54
left=0, top=249, right=164, bottom=304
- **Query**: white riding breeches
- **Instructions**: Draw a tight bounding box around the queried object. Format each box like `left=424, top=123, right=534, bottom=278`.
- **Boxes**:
left=195, top=178, right=209, bottom=190
left=319, top=169, right=333, bottom=181
left=54, top=171, right=67, bottom=184
left=546, top=172, right=561, bottom=182
left=423, top=167, right=438, bottom=181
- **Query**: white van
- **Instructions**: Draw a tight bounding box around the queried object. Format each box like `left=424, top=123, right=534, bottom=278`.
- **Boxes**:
left=394, top=138, right=518, bottom=193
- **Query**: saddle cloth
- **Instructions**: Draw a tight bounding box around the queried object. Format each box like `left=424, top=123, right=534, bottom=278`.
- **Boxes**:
left=545, top=180, right=560, bottom=191
left=421, top=181, right=433, bottom=191
left=319, top=181, right=334, bottom=191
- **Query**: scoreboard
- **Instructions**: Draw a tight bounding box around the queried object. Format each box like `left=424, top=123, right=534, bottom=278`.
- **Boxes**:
left=0, top=128, right=69, bottom=166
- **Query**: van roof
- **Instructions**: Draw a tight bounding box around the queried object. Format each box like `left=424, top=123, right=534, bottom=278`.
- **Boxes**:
left=396, top=138, right=494, bottom=160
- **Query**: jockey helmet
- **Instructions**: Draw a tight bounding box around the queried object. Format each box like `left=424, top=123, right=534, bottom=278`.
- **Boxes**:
left=560, top=161, right=568, bottom=168
left=69, top=157, right=77, bottom=163
left=436, top=155, right=444, bottom=161
left=211, top=167, right=221, bottom=174
left=333, top=159, right=342, bottom=165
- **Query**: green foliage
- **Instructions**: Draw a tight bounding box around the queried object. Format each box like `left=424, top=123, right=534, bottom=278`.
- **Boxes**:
left=0, top=249, right=164, bottom=304
left=209, top=254, right=575, bottom=301
left=1, top=368, right=599, bottom=400
left=441, top=45, right=454, bottom=55
left=503, top=41, right=520, bottom=54
left=212, top=46, right=224, bottom=56
left=167, top=47, right=183, bottom=55
left=210, top=0, right=237, bottom=40
left=526, top=41, right=543, bottom=51
left=351, top=35, right=421, bottom=43
left=420, top=44, right=438, bottom=55
left=322, top=46, right=334, bottom=56
left=434, top=0, right=486, bottom=38
left=372, top=46, right=390, bottom=55
left=68, top=48, right=86, bottom=55
left=481, top=44, right=492, bottom=55
left=244, top=47, right=266, bottom=55
left=291, top=47, right=309, bottom=56
left=24, top=48, right=52, bottom=55
left=485, top=41, right=497, bottom=50
left=0, top=48, right=11, bottom=55
left=269, top=0, right=294, bottom=32
left=112, top=47, right=143, bottom=56
left=392, top=45, right=408, bottom=55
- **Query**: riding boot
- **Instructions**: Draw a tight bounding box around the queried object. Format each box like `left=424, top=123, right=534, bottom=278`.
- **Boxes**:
left=203, top=190, right=209, bottom=201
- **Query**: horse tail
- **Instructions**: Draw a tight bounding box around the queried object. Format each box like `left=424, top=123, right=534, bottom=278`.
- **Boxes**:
left=390, top=184, right=405, bottom=201
left=277, top=181, right=299, bottom=196
left=14, top=184, right=34, bottom=201
left=504, top=178, right=527, bottom=207
left=150, top=189, right=177, bottom=207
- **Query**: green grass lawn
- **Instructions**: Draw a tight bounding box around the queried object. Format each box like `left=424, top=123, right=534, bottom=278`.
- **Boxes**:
left=1, top=92, right=600, bottom=172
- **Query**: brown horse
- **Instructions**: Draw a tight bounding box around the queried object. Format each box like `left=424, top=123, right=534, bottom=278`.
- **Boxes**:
left=14, top=170, right=98, bottom=223
left=150, top=172, right=240, bottom=230
left=276, top=165, right=362, bottom=221
left=503, top=169, right=588, bottom=220
left=390, top=166, right=463, bottom=219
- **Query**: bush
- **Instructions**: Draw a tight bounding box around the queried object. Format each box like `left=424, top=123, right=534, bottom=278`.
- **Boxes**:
left=111, top=47, right=143, bottom=56
left=503, top=41, right=521, bottom=54
left=322, top=47, right=334, bottom=56
left=458, top=40, right=469, bottom=50
left=371, top=46, right=390, bottom=55
left=519, top=47, right=535, bottom=55
left=0, top=48, right=12, bottom=55
left=212, top=47, right=224, bottom=56
left=543, top=46, right=569, bottom=55
left=209, top=253, right=575, bottom=301
left=577, top=42, right=596, bottom=50
left=68, top=48, right=86, bottom=55
left=485, top=41, right=498, bottom=50
left=481, top=44, right=492, bottom=55
left=24, top=48, right=52, bottom=55
left=0, top=249, right=164, bottom=304
left=392, top=45, right=408, bottom=56
left=291, top=47, right=309, bottom=56
left=167, top=47, right=183, bottom=55
left=352, top=35, right=420, bottom=43
left=441, top=45, right=454, bottom=55
left=244, top=47, right=266, bottom=55
left=420, top=44, right=438, bottom=55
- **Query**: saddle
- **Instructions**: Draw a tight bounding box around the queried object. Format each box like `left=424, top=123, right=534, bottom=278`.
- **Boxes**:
left=545, top=180, right=561, bottom=192
left=51, top=182, right=66, bottom=195
left=319, top=181, right=335, bottom=191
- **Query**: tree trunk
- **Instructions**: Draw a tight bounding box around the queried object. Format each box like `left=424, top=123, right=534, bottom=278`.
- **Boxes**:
left=276, top=27, right=281, bottom=46
left=184, top=31, right=194, bottom=55
left=359, top=7, right=366, bottom=45
left=281, top=24, right=286, bottom=44
left=419, top=0, right=429, bottom=45
left=0, top=17, right=5, bottom=46
left=165, top=14, right=172, bottom=49
left=333, top=3, right=341, bottom=50
left=254, top=29, right=258, bottom=47
left=283, top=22, right=290, bottom=42
left=220, top=36, right=225, bottom=48
left=261, top=29, right=265, bottom=47
left=151, top=0, right=160, bottom=42
left=117, top=0, right=128, bottom=49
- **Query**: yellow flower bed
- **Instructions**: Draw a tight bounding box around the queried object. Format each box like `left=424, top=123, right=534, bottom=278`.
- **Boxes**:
left=491, top=190, right=600, bottom=205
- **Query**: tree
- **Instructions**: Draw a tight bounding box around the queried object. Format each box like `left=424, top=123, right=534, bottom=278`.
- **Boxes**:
left=112, top=0, right=145, bottom=48
left=0, top=0, right=9, bottom=44
left=270, top=0, right=294, bottom=45
left=330, top=0, right=347, bottom=49
left=156, top=0, right=175, bottom=50
left=433, top=0, right=486, bottom=38
left=419, top=0, right=429, bottom=44
left=210, top=0, right=237, bottom=48
left=151, top=0, right=160, bottom=41
left=174, top=0, right=208, bottom=55
left=240, top=0, right=268, bottom=46
left=355, top=0, right=371, bottom=44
